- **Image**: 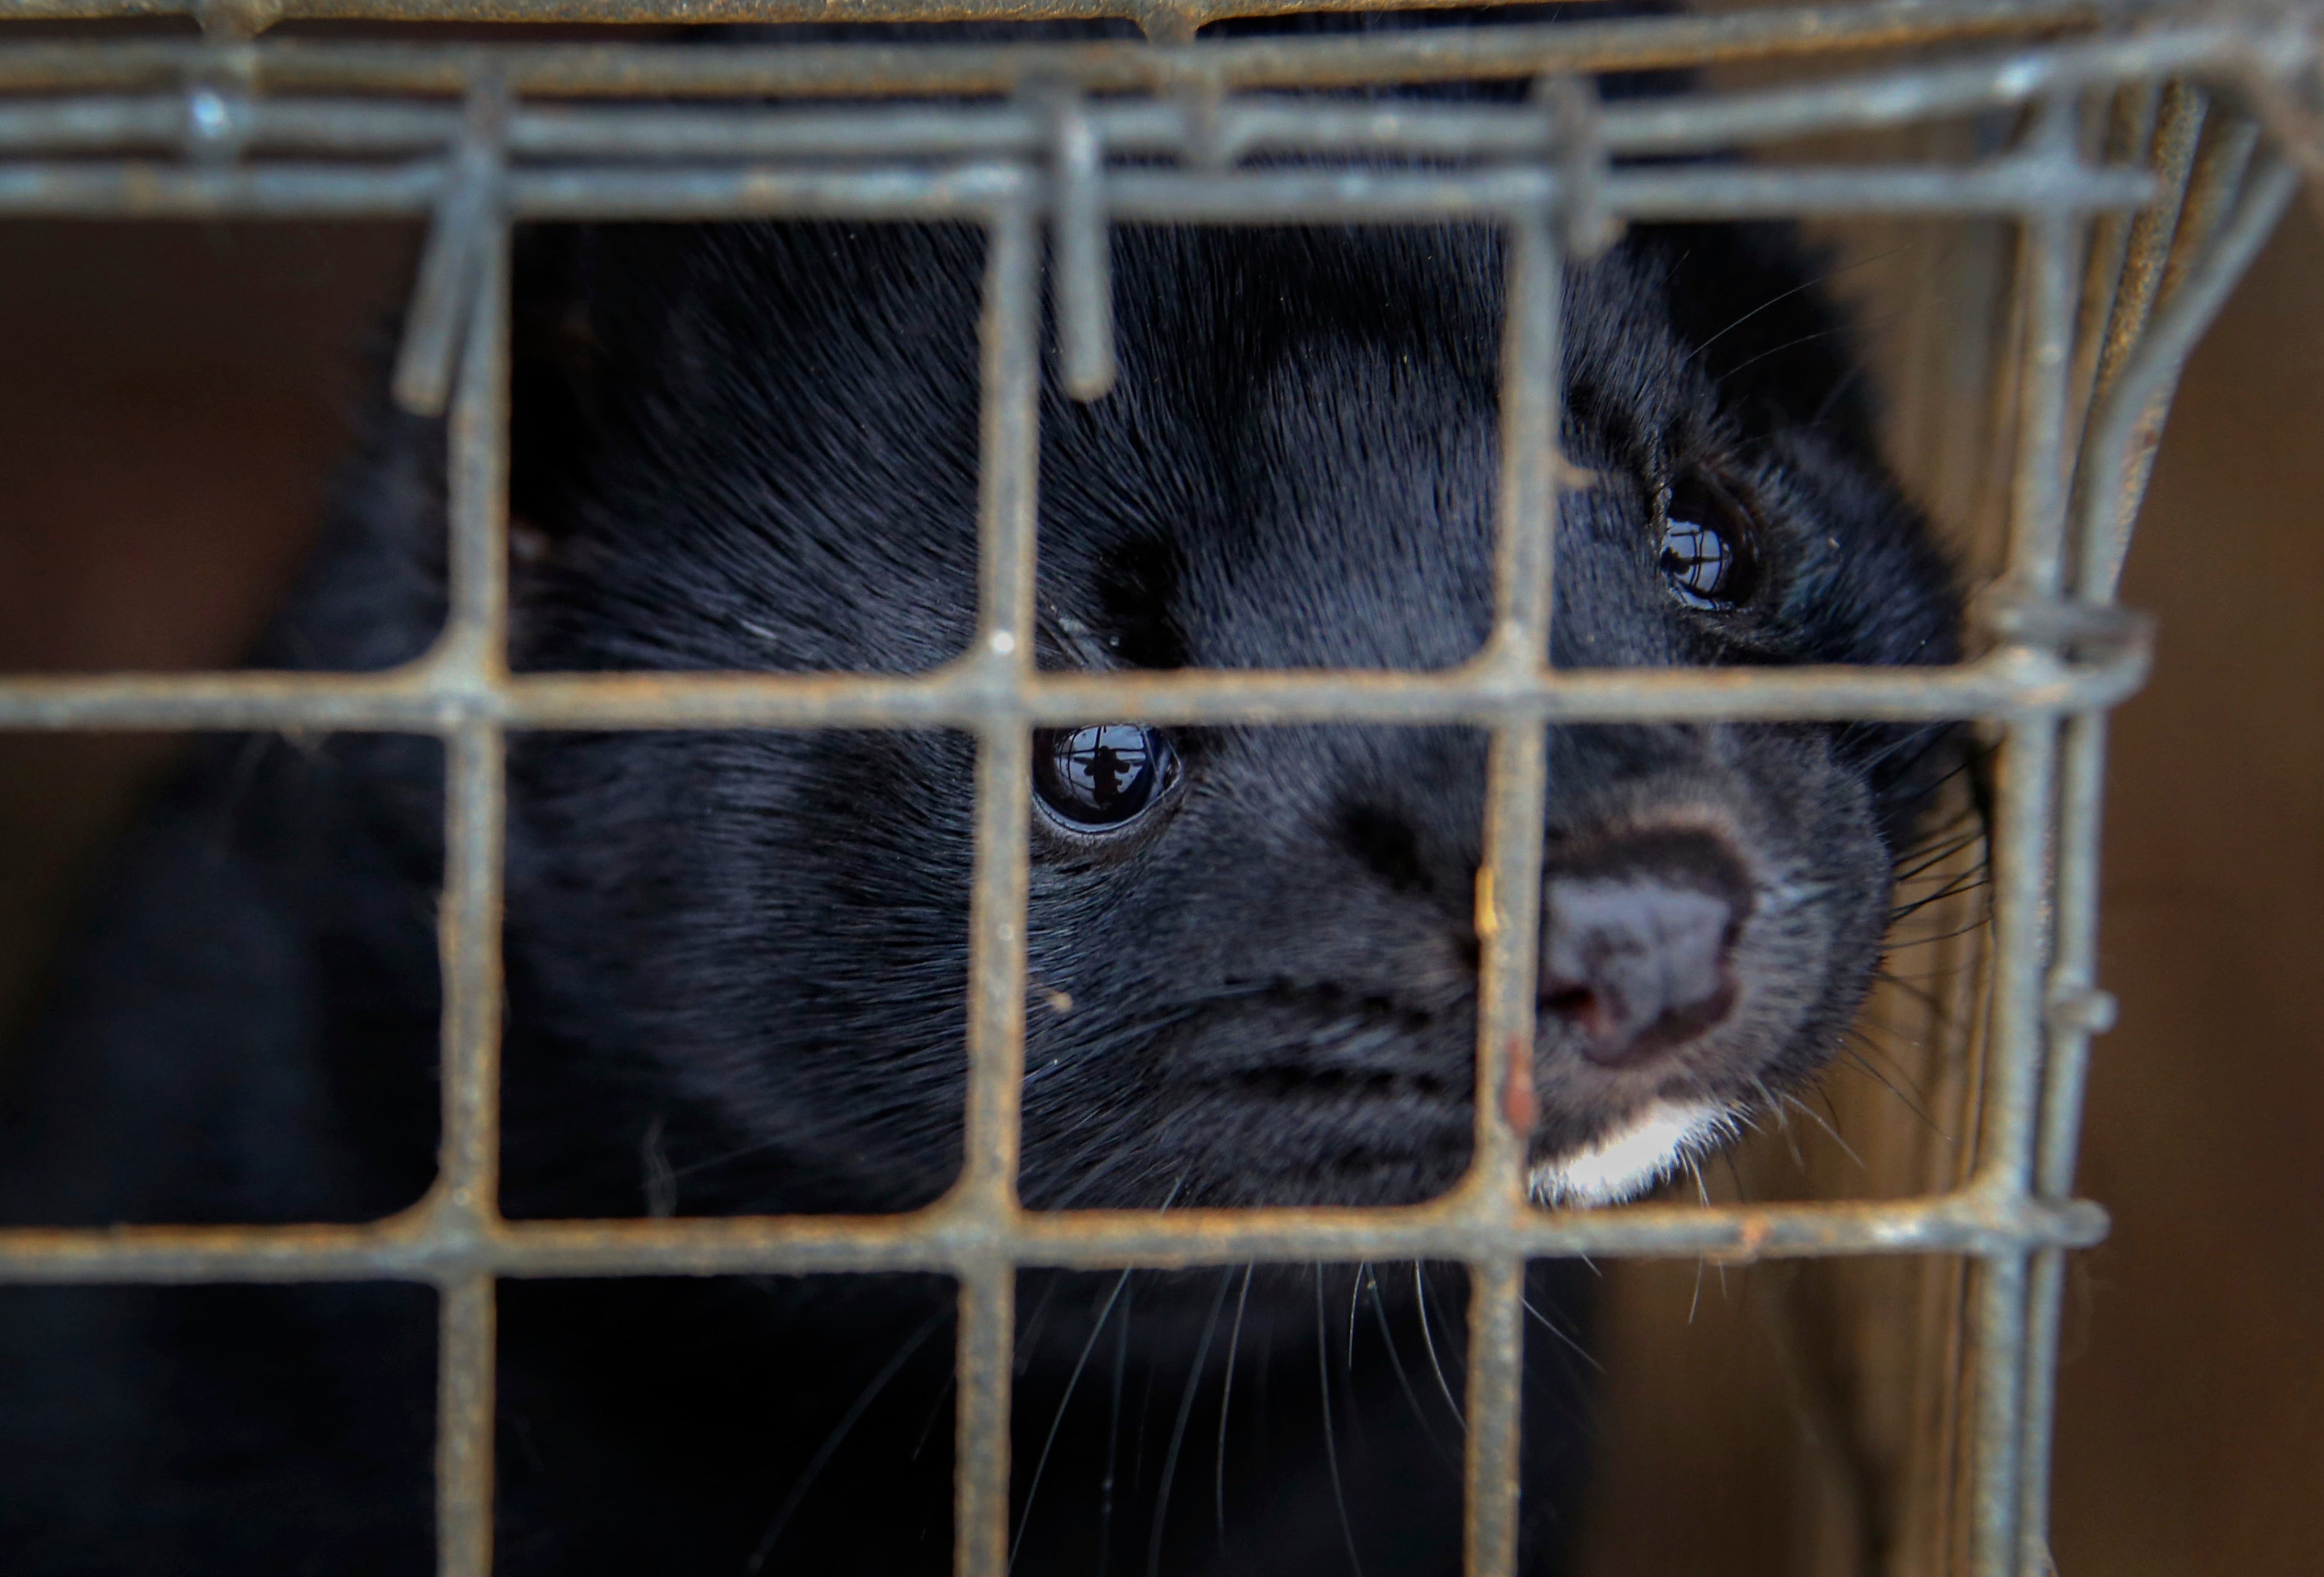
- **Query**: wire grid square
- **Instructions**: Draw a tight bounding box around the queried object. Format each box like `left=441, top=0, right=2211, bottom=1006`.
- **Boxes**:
left=0, top=5, right=2304, bottom=1574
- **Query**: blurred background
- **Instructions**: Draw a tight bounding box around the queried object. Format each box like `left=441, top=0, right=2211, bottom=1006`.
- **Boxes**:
left=2, top=186, right=2318, bottom=1575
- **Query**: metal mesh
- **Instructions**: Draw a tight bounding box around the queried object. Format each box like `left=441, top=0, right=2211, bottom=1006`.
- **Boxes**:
left=0, top=1, right=2312, bottom=1573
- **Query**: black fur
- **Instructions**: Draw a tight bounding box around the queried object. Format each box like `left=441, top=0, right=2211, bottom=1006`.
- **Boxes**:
left=0, top=77, right=1960, bottom=1577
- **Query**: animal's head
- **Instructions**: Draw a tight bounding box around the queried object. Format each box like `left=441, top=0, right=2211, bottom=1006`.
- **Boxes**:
left=491, top=218, right=1958, bottom=1215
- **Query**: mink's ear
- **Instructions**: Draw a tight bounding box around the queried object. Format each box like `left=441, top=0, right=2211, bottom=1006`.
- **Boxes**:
left=508, top=225, right=606, bottom=565
left=1626, top=220, right=1878, bottom=451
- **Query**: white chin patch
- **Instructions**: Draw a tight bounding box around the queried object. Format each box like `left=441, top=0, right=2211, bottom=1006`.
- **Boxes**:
left=1528, top=1098, right=1741, bottom=1208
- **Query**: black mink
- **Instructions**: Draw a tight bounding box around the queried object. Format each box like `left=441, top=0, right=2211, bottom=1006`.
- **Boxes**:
left=0, top=96, right=1962, bottom=1577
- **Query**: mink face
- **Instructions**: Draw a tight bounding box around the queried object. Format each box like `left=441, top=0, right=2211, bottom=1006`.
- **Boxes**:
left=0, top=212, right=1962, bottom=1575
left=478, top=218, right=1960, bottom=1220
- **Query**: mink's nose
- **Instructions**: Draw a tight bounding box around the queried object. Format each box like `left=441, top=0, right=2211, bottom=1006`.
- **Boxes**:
left=1539, top=838, right=1749, bottom=1069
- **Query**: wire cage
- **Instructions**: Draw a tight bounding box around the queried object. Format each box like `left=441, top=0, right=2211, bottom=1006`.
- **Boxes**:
left=0, top=0, right=2315, bottom=1572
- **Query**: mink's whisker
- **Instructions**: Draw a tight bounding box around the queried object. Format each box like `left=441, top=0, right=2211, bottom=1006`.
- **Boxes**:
left=1098, top=1275, right=1136, bottom=1577
left=1146, top=1269, right=1236, bottom=1577
left=1214, top=1264, right=1255, bottom=1554
left=746, top=1305, right=949, bottom=1574
left=1012, top=1269, right=1133, bottom=1573
left=1315, top=1267, right=1367, bottom=1577
left=1413, top=1261, right=1466, bottom=1433
left=1368, top=1262, right=1459, bottom=1472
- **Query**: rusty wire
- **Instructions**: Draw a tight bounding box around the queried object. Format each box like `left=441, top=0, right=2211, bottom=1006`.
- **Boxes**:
left=0, top=2, right=2307, bottom=1575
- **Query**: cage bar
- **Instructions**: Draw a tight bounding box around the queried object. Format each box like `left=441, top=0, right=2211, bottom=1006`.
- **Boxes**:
left=2086, top=81, right=2207, bottom=406
left=1958, top=92, right=2079, bottom=1577
left=1462, top=1255, right=1528, bottom=1576
left=394, top=79, right=509, bottom=418
left=2075, top=149, right=2300, bottom=602
left=0, top=34, right=2277, bottom=163
left=0, top=0, right=2147, bottom=87
left=949, top=181, right=1044, bottom=1577
left=2009, top=136, right=2307, bottom=1577
left=1048, top=88, right=1117, bottom=401
left=0, top=6, right=2308, bottom=1575
left=2009, top=708, right=2109, bottom=1577
left=0, top=648, right=2150, bottom=733
left=423, top=156, right=514, bottom=1577
left=1455, top=186, right=1564, bottom=1577
left=0, top=1187, right=2109, bottom=1282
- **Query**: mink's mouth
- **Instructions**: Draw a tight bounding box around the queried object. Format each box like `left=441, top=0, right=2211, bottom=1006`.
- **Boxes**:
left=1074, top=985, right=1475, bottom=1207
left=1161, top=983, right=1465, bottom=1101
left=1051, top=986, right=1769, bottom=1209
left=1527, top=1096, right=1744, bottom=1208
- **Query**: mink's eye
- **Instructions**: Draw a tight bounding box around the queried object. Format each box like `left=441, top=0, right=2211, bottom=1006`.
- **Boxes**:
left=1659, top=472, right=1759, bottom=612
left=1034, top=725, right=1178, bottom=830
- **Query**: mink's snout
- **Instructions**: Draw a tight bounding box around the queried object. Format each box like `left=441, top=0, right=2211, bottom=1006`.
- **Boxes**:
left=1540, top=830, right=1752, bottom=1071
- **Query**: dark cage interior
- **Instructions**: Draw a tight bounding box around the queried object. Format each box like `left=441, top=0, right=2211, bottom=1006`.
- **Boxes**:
left=1, top=1, right=2320, bottom=1575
